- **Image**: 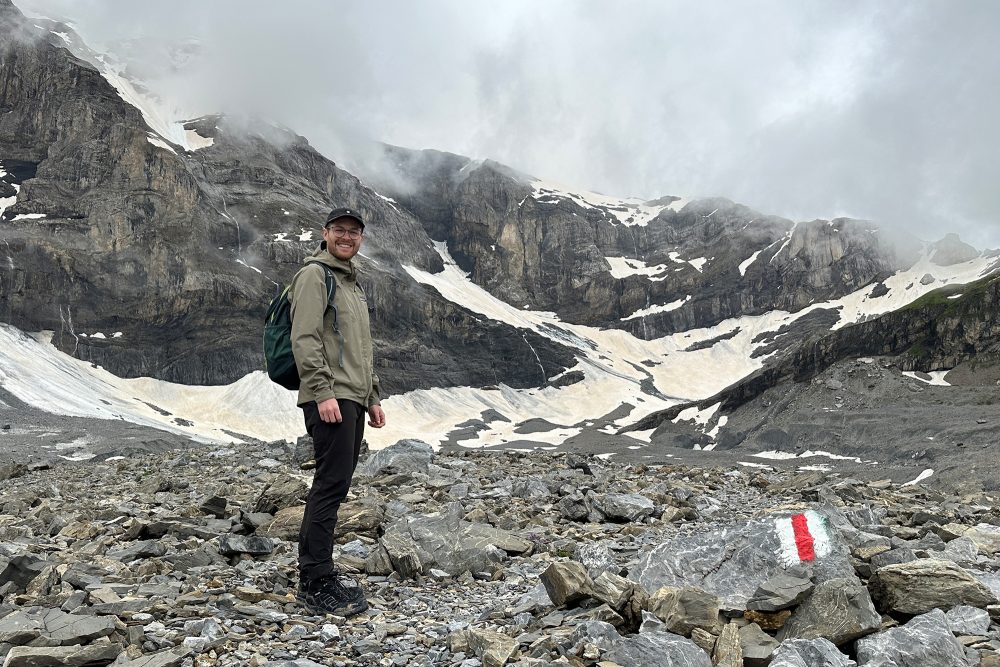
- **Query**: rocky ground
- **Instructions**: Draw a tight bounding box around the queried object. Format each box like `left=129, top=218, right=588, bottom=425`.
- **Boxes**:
left=1, top=432, right=998, bottom=666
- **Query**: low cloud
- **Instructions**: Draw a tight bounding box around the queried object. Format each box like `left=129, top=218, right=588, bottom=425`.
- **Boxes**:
left=17, top=0, right=1000, bottom=246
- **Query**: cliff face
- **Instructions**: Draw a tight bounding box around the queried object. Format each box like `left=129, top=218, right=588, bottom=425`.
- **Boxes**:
left=372, top=145, right=914, bottom=339
left=0, top=4, right=575, bottom=390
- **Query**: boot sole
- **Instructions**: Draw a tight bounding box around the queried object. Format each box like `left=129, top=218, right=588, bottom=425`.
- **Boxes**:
left=296, top=591, right=369, bottom=617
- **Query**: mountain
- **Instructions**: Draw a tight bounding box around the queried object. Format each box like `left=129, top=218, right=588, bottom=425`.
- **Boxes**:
left=2, top=0, right=999, bottom=472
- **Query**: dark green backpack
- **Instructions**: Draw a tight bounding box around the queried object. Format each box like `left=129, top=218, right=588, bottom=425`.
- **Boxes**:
left=263, top=261, right=337, bottom=390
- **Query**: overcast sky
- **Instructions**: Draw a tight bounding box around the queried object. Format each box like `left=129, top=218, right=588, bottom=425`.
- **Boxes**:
left=19, top=0, right=1000, bottom=246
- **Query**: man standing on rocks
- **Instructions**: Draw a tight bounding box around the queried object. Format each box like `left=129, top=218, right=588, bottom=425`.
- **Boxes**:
left=289, top=207, right=386, bottom=616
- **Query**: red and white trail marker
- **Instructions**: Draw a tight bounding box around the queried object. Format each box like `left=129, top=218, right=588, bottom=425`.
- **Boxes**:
left=775, top=510, right=832, bottom=566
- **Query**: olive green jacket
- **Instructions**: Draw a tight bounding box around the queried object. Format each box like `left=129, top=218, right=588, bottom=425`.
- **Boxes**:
left=289, top=245, right=381, bottom=408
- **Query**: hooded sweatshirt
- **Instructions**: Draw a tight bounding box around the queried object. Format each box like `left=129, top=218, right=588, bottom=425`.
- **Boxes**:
left=288, top=244, right=380, bottom=408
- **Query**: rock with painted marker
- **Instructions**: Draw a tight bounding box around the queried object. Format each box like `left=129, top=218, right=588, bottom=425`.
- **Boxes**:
left=630, top=508, right=854, bottom=609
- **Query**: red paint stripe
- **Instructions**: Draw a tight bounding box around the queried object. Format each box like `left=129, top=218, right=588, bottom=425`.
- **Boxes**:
left=791, top=513, right=816, bottom=562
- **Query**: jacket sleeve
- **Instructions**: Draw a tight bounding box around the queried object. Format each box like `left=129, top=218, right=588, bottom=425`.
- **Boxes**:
left=369, top=369, right=382, bottom=407
left=290, top=265, right=337, bottom=403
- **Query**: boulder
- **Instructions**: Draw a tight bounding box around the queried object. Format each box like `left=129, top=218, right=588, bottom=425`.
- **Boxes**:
left=468, top=627, right=517, bottom=667
left=868, top=559, right=998, bottom=615
left=779, top=577, right=880, bottom=645
left=944, top=605, right=991, bottom=636
left=769, top=638, right=856, bottom=667
left=630, top=509, right=854, bottom=609
left=747, top=571, right=814, bottom=611
left=357, top=439, right=434, bottom=477
left=964, top=523, right=1000, bottom=556
left=540, top=561, right=595, bottom=608
left=605, top=630, right=713, bottom=667
left=2, top=643, right=122, bottom=666
left=855, top=609, right=972, bottom=666
left=253, top=474, right=309, bottom=514
left=591, top=493, right=655, bottom=522
left=574, top=542, right=618, bottom=578
left=740, top=623, right=780, bottom=667
left=648, top=585, right=721, bottom=636
left=217, top=535, right=275, bottom=556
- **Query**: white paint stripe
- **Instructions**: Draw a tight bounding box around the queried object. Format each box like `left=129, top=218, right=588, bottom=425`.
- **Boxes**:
left=805, top=510, right=832, bottom=558
left=775, top=516, right=800, bottom=566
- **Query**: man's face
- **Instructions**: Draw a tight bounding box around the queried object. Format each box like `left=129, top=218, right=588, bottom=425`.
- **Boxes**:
left=323, top=218, right=364, bottom=261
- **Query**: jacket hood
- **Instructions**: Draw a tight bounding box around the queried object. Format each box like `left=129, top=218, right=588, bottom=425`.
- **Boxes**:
left=306, top=242, right=356, bottom=278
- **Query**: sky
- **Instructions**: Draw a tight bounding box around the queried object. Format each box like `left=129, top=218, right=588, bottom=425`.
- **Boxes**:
left=18, top=0, right=1000, bottom=247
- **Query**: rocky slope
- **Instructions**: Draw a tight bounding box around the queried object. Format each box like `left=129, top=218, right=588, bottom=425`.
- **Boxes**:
left=0, top=439, right=997, bottom=666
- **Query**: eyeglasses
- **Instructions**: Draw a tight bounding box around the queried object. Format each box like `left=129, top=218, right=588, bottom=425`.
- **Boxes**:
left=327, top=226, right=363, bottom=239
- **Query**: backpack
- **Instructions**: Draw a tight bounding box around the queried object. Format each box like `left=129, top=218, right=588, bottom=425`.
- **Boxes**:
left=263, top=261, right=337, bottom=390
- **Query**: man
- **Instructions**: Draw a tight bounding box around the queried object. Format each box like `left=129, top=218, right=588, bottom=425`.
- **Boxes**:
left=289, top=206, right=386, bottom=616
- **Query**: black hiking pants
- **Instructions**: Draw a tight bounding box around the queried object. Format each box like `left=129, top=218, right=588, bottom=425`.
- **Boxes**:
left=298, top=399, right=365, bottom=582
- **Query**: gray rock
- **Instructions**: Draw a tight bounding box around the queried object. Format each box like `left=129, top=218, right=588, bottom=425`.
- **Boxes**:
left=512, top=478, right=550, bottom=499
left=648, top=585, right=721, bottom=636
left=631, top=509, right=855, bottom=609
left=747, top=571, right=814, bottom=611
left=217, top=535, right=275, bottom=556
left=108, top=646, right=192, bottom=666
left=574, top=542, right=618, bottom=578
left=558, top=493, right=589, bottom=521
left=592, top=493, right=655, bottom=523
left=540, top=561, right=594, bottom=608
left=941, top=537, right=979, bottom=566
left=855, top=609, right=972, bottom=666
left=108, top=540, right=168, bottom=562
left=0, top=609, right=115, bottom=647
left=779, top=577, right=880, bottom=645
left=591, top=571, right=648, bottom=627
left=868, top=559, right=999, bottom=615
left=605, top=630, right=713, bottom=667
left=740, top=623, right=780, bottom=667
left=253, top=474, right=309, bottom=514
left=3, top=643, right=122, bottom=666
left=569, top=620, right=621, bottom=651
left=870, top=548, right=917, bottom=571
left=770, top=638, right=856, bottom=667
left=358, top=439, right=434, bottom=477
left=944, top=605, right=991, bottom=636
left=372, top=507, right=531, bottom=577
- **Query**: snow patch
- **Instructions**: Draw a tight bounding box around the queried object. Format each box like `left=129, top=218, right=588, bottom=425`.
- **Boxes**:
left=902, top=370, right=951, bottom=386
left=605, top=257, right=669, bottom=281
left=739, top=250, right=764, bottom=276
left=12, top=213, right=46, bottom=221
left=146, top=134, right=176, bottom=154
left=531, top=179, right=671, bottom=227
left=622, top=296, right=690, bottom=321
left=184, top=128, right=214, bottom=150
left=901, top=468, right=934, bottom=486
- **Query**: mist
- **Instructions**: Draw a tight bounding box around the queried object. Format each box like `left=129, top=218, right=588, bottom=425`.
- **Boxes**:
left=17, top=0, right=1000, bottom=246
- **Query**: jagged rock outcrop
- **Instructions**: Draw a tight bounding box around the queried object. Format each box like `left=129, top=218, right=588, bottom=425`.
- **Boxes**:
left=370, top=144, right=915, bottom=337
left=0, top=1, right=575, bottom=389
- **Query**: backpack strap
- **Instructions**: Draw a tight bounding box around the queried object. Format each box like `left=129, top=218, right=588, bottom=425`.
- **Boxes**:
left=304, top=260, right=345, bottom=369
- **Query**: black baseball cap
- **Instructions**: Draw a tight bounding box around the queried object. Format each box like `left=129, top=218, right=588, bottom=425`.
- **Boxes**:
left=325, top=207, right=365, bottom=229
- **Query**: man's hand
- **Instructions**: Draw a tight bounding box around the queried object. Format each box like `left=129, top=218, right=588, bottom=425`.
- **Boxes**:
left=318, top=398, right=342, bottom=423
left=368, top=404, right=386, bottom=428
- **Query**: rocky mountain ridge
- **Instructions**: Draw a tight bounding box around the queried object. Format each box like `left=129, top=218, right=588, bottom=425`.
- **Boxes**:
left=2, top=0, right=999, bottom=459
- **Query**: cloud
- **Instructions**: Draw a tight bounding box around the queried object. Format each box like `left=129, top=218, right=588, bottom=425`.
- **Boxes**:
left=16, top=0, right=1000, bottom=246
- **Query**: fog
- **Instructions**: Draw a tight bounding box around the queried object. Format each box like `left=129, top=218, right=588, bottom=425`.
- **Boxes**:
left=18, top=0, right=1000, bottom=246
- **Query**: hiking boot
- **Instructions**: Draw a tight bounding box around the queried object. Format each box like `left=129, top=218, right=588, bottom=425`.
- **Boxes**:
left=296, top=572, right=368, bottom=617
